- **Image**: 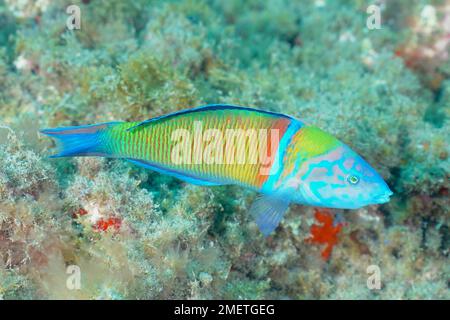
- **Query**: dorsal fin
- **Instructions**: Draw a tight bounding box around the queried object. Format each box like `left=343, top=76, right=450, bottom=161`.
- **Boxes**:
left=127, top=104, right=293, bottom=132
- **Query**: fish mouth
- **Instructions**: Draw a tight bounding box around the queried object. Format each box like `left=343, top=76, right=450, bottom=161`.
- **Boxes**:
left=374, top=190, right=393, bottom=204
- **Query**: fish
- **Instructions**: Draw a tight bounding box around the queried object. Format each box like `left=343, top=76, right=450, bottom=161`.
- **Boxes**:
left=41, top=104, right=393, bottom=236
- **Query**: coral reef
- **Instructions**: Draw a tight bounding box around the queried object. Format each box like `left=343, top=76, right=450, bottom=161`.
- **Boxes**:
left=0, top=0, right=448, bottom=299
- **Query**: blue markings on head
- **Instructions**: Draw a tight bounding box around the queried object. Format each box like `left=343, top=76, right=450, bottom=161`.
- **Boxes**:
left=292, top=145, right=393, bottom=209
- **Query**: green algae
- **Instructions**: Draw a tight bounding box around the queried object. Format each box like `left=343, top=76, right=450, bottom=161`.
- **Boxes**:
left=0, top=0, right=448, bottom=299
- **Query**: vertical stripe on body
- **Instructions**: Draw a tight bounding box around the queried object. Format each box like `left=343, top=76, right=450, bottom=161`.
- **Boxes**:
left=260, top=120, right=303, bottom=194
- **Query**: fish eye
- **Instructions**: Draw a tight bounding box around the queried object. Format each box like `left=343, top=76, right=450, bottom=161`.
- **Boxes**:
left=347, top=175, right=359, bottom=185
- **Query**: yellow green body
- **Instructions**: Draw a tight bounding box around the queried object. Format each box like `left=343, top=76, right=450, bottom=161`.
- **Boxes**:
left=102, top=107, right=293, bottom=189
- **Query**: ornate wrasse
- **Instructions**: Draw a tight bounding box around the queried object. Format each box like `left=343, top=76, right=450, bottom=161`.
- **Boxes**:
left=41, top=105, right=393, bottom=235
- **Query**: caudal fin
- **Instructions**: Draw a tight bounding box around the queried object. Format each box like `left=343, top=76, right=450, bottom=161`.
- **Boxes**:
left=40, top=122, right=120, bottom=158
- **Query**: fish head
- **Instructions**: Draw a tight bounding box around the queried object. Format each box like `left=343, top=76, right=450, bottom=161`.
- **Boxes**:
left=294, top=141, right=393, bottom=209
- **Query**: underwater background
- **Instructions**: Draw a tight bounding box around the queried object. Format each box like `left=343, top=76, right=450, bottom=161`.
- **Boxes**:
left=0, top=0, right=448, bottom=299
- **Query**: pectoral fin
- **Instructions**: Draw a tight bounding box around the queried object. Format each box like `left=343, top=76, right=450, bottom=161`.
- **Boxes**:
left=249, top=195, right=290, bottom=236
